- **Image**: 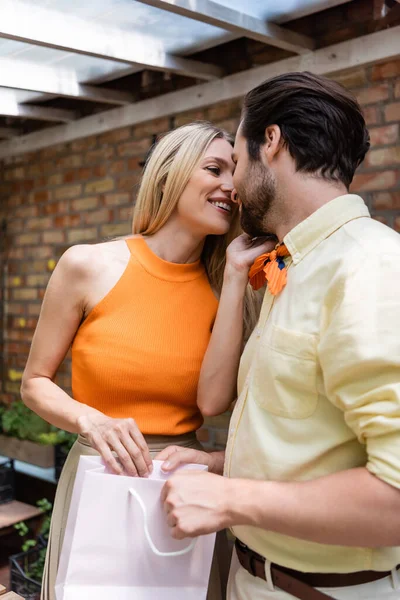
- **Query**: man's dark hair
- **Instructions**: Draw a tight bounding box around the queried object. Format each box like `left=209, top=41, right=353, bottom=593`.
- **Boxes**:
left=242, top=71, right=370, bottom=188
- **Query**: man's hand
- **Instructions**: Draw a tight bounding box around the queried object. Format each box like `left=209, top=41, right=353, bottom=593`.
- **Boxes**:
left=156, top=446, right=225, bottom=475
left=161, top=471, right=232, bottom=539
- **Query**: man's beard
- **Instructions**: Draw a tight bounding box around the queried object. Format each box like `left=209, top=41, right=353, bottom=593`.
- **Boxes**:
left=236, top=159, right=277, bottom=238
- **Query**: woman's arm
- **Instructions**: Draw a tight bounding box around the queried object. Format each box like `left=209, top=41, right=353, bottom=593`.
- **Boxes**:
left=197, top=235, right=275, bottom=417
left=21, top=245, right=152, bottom=477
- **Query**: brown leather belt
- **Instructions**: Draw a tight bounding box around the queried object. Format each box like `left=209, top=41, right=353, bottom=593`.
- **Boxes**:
left=235, top=539, right=398, bottom=600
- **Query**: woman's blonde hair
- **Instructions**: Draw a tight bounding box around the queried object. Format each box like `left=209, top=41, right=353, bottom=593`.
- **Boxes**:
left=132, top=121, right=262, bottom=340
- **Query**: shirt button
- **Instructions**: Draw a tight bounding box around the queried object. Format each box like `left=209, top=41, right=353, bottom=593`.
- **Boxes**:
left=256, top=327, right=261, bottom=337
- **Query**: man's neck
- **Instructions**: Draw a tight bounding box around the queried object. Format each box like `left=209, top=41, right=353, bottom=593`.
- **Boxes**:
left=273, top=178, right=348, bottom=242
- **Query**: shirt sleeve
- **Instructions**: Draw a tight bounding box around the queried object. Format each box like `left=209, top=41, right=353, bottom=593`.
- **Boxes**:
left=318, top=252, right=400, bottom=489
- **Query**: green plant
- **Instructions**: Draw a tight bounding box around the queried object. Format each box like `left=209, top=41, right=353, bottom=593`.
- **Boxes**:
left=14, top=498, right=53, bottom=582
left=0, top=401, right=77, bottom=448
left=1, top=401, right=50, bottom=441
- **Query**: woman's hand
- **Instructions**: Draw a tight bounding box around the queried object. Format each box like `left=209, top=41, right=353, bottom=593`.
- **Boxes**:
left=225, top=234, right=277, bottom=281
left=77, top=413, right=153, bottom=477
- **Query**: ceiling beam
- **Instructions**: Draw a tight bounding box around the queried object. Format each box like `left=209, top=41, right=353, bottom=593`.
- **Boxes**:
left=0, top=24, right=399, bottom=157
left=136, top=0, right=315, bottom=55
left=0, top=0, right=223, bottom=82
left=0, top=92, right=76, bottom=123
left=0, top=59, right=135, bottom=105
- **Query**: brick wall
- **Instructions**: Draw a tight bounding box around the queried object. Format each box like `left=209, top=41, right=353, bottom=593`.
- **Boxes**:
left=0, top=60, right=400, bottom=450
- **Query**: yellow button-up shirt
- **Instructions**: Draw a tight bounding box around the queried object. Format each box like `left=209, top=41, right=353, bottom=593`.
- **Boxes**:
left=225, top=194, right=400, bottom=573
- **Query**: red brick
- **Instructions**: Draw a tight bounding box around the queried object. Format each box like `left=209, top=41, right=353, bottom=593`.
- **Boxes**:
left=117, top=174, right=140, bottom=192
left=385, top=103, right=400, bottom=122
left=366, top=146, right=400, bottom=168
left=92, top=165, right=108, bottom=178
left=26, top=274, right=49, bottom=287
left=4, top=167, right=25, bottom=181
left=133, top=118, right=169, bottom=139
left=40, top=143, right=69, bottom=159
left=103, top=193, right=131, bottom=207
left=109, top=160, right=126, bottom=175
left=26, top=216, right=52, bottom=230
left=117, top=138, right=152, bottom=157
left=331, top=69, right=367, bottom=89
left=67, top=228, right=98, bottom=244
left=7, top=219, right=24, bottom=234
left=6, top=302, right=25, bottom=314
left=350, top=170, right=398, bottom=192
left=100, top=223, right=129, bottom=238
left=85, top=147, right=115, bottom=163
left=18, top=205, right=39, bottom=218
left=41, top=201, right=69, bottom=215
left=70, top=136, right=98, bottom=152
left=26, top=164, right=44, bottom=177
left=373, top=192, right=400, bottom=210
left=54, top=184, right=82, bottom=200
left=32, top=260, right=48, bottom=273
left=14, top=233, right=40, bottom=246
left=118, top=206, right=133, bottom=221
left=395, top=217, right=400, bottom=232
left=8, top=248, right=24, bottom=260
left=127, top=157, right=143, bottom=171
left=28, top=304, right=41, bottom=316
left=42, top=230, right=65, bottom=244
left=395, top=81, right=400, bottom=100
left=84, top=178, right=114, bottom=194
left=85, top=208, right=113, bottom=225
left=54, top=215, right=82, bottom=228
left=13, top=288, right=38, bottom=300
left=356, top=84, right=389, bottom=106
left=175, top=109, right=208, bottom=127
left=46, top=173, right=63, bottom=186
left=71, top=196, right=99, bottom=211
left=369, top=124, right=398, bottom=147
left=215, top=117, right=240, bottom=135
left=371, top=60, right=400, bottom=81
left=30, top=246, right=53, bottom=259
left=98, top=127, right=132, bottom=145
left=55, top=154, right=83, bottom=169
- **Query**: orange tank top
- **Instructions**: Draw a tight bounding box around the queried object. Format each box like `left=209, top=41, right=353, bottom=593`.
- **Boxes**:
left=71, top=237, right=218, bottom=435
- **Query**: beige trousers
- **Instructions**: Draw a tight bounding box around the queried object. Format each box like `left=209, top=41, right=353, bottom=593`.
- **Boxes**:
left=227, top=550, right=400, bottom=600
left=41, top=433, right=229, bottom=600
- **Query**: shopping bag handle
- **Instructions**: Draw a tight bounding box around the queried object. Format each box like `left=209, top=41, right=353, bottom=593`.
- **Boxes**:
left=129, top=488, right=196, bottom=557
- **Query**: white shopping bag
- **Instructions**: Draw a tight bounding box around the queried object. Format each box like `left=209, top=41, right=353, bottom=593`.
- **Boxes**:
left=55, top=456, right=216, bottom=600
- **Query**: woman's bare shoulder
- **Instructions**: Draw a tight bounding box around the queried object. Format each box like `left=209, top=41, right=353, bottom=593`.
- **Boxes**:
left=59, top=238, right=133, bottom=279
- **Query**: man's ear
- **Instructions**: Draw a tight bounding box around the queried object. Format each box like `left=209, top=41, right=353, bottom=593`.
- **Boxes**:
left=262, top=125, right=282, bottom=163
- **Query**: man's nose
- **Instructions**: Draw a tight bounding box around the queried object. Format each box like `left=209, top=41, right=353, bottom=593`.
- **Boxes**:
left=231, top=189, right=239, bottom=204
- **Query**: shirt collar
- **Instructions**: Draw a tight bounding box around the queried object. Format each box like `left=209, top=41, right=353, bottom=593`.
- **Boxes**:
left=284, top=194, right=370, bottom=265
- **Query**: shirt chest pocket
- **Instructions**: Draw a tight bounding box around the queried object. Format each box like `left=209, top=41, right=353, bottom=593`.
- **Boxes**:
left=252, top=325, right=319, bottom=419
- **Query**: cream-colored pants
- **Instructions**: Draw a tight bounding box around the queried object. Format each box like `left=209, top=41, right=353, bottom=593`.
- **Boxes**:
left=228, top=550, right=400, bottom=600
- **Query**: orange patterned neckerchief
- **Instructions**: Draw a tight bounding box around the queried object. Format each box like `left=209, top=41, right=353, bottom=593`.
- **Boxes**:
left=249, top=243, right=290, bottom=295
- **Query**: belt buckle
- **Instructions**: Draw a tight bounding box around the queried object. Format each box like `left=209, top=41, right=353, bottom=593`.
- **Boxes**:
left=236, top=539, right=248, bottom=553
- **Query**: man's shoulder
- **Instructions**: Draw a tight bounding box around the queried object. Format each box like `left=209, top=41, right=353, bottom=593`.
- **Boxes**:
left=342, top=216, right=400, bottom=259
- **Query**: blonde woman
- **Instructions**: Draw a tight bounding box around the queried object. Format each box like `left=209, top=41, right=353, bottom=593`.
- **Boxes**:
left=21, top=122, right=268, bottom=600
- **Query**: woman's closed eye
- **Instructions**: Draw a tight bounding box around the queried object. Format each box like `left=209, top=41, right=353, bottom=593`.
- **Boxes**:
left=205, top=166, right=220, bottom=176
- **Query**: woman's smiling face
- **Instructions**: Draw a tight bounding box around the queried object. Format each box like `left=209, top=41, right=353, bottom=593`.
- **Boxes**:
left=174, top=138, right=237, bottom=237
